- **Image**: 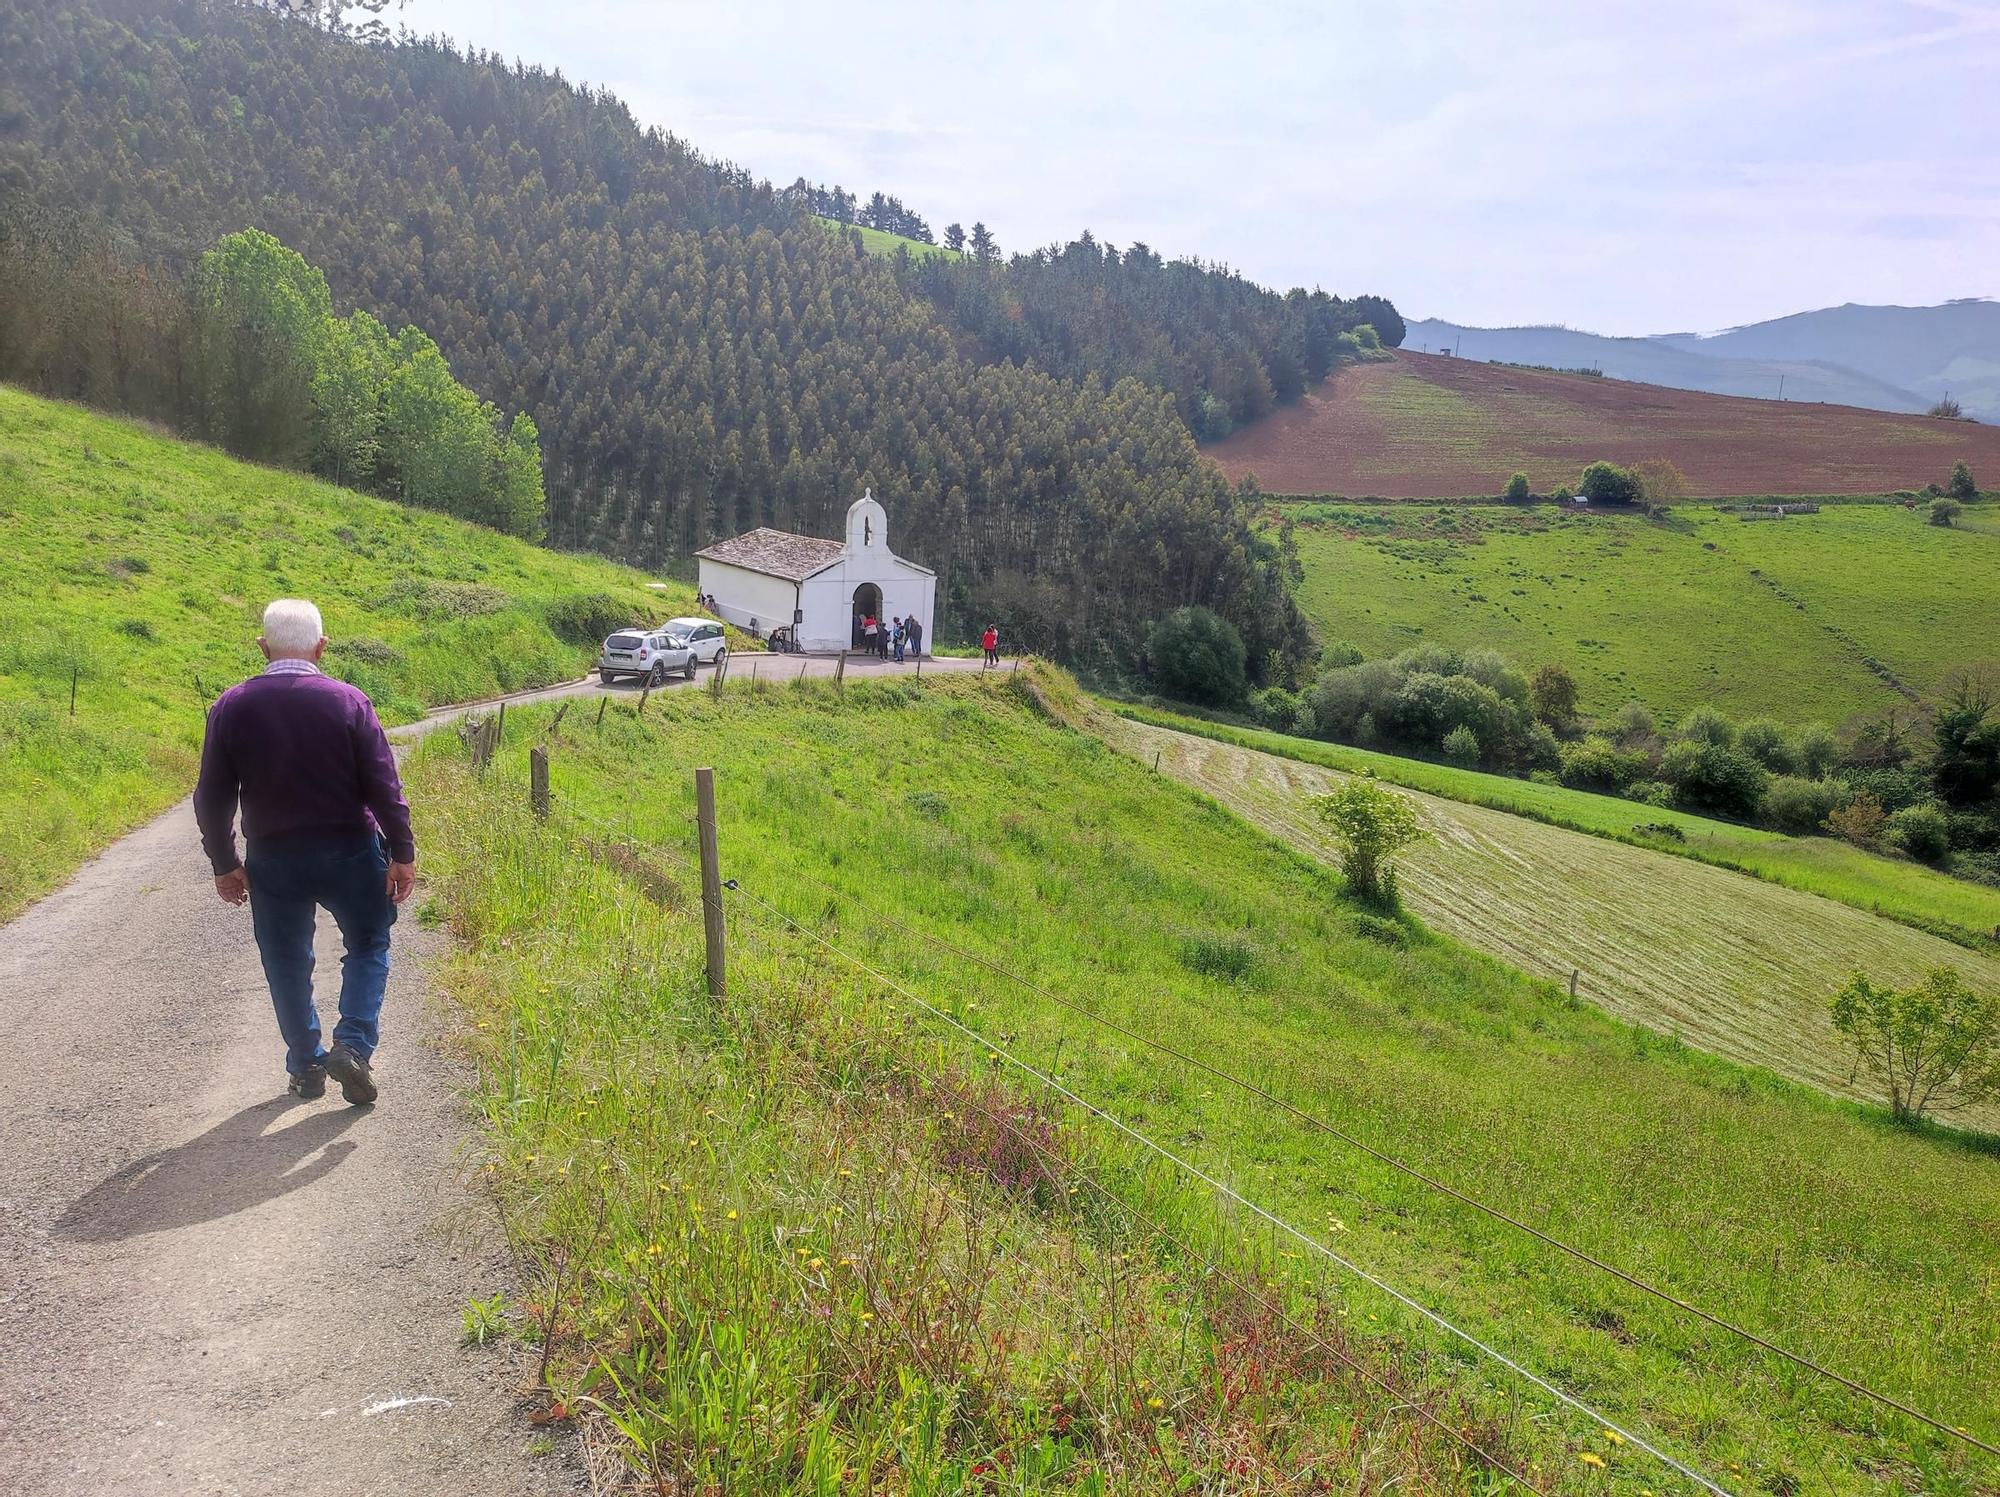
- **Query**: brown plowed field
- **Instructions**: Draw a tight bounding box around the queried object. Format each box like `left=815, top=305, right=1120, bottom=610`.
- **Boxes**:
left=1205, top=350, right=2000, bottom=497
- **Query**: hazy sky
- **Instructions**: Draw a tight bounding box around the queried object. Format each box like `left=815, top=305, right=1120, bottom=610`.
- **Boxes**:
left=396, top=0, right=1999, bottom=335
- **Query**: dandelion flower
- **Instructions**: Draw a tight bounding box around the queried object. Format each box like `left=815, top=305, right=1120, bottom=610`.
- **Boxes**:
left=859, top=1312, right=874, bottom=1323
left=1146, top=1397, right=1164, bottom=1409
left=808, top=1257, right=824, bottom=1269
left=725, top=1209, right=738, bottom=1221
left=1603, top=1430, right=1624, bottom=1446
left=1577, top=1452, right=1605, bottom=1469
left=646, top=1243, right=663, bottom=1258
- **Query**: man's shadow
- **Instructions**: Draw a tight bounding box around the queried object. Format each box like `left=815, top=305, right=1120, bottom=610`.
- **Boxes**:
left=57, top=1097, right=365, bottom=1243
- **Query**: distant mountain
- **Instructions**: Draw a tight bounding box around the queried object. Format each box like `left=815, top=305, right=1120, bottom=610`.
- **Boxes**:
left=1407, top=300, right=2000, bottom=422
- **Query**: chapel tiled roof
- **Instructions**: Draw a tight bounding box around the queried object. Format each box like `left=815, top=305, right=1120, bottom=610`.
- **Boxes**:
left=693, top=527, right=848, bottom=581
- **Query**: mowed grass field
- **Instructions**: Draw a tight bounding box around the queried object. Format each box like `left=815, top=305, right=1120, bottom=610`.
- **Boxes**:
left=1206, top=350, right=2000, bottom=497
left=0, top=386, right=675, bottom=919
left=408, top=673, right=2000, bottom=1491
left=1111, top=702, right=2000, bottom=948
left=1105, top=713, right=2000, bottom=1128
left=1281, top=499, right=1999, bottom=722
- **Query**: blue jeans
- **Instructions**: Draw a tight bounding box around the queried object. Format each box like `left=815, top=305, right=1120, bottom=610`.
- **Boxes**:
left=245, top=835, right=396, bottom=1075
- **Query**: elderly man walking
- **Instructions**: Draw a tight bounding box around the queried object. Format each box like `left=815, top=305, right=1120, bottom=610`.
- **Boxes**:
left=193, top=599, right=417, bottom=1104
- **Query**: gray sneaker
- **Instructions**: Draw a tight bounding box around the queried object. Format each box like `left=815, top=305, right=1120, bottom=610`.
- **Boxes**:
left=288, top=1064, right=327, bottom=1100
left=324, top=1044, right=377, bottom=1105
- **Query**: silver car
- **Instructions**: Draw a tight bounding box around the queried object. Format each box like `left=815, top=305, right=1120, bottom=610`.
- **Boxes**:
left=660, top=617, right=728, bottom=666
left=598, top=627, right=696, bottom=686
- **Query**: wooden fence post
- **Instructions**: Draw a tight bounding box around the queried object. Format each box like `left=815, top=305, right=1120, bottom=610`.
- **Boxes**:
left=695, top=767, right=726, bottom=1002
left=596, top=695, right=609, bottom=732
left=638, top=682, right=652, bottom=716
left=1569, top=969, right=1580, bottom=1001
left=548, top=700, right=572, bottom=739
left=530, top=745, right=550, bottom=821
left=834, top=650, right=847, bottom=693
left=70, top=666, right=78, bottom=717
left=495, top=701, right=507, bottom=745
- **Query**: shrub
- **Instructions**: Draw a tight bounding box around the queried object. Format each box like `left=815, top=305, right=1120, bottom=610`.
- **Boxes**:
left=1441, top=724, right=1480, bottom=766
left=1528, top=662, right=1579, bottom=731
left=1830, top=967, right=2000, bottom=1122
left=1504, top=471, right=1530, bottom=502
left=545, top=591, right=641, bottom=645
left=1147, top=605, right=1247, bottom=706
left=1250, top=685, right=1304, bottom=734
left=1888, top=802, right=1952, bottom=864
left=1315, top=778, right=1428, bottom=906
left=116, top=618, right=155, bottom=641
left=1761, top=775, right=1846, bottom=834
left=1793, top=724, right=1839, bottom=778
left=1662, top=738, right=1768, bottom=818
left=1629, top=779, right=1676, bottom=809
left=1677, top=704, right=1735, bottom=748
left=1929, top=496, right=1962, bottom=527
left=1560, top=735, right=1643, bottom=791
left=1929, top=396, right=1965, bottom=420
left=1321, top=640, right=1364, bottom=668
left=1631, top=821, right=1686, bottom=842
left=1630, top=458, right=1688, bottom=504
left=1826, top=791, right=1890, bottom=849
left=1551, top=483, right=1574, bottom=502
left=1578, top=460, right=1644, bottom=505
left=328, top=636, right=402, bottom=666
left=1612, top=701, right=1657, bottom=750
left=1736, top=718, right=1797, bottom=773
left=1948, top=460, right=1977, bottom=501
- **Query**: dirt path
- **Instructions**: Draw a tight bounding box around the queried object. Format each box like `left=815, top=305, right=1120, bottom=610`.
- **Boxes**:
left=1105, top=716, right=2000, bottom=1128
left=0, top=649, right=988, bottom=1495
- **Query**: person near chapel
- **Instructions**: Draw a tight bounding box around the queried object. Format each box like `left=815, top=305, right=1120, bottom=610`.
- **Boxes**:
left=891, top=615, right=906, bottom=663
left=905, top=612, right=923, bottom=659
left=862, top=613, right=878, bottom=654
left=193, top=599, right=416, bottom=1106
left=982, top=623, right=1000, bottom=667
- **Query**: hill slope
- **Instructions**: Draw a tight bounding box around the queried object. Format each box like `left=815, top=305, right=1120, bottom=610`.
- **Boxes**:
left=406, top=673, right=2000, bottom=1488
left=1278, top=499, right=2000, bottom=723
left=0, top=387, right=674, bottom=919
left=1207, top=350, right=2000, bottom=497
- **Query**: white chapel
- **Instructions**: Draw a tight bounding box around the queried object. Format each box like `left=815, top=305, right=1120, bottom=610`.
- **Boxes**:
left=693, top=491, right=936, bottom=654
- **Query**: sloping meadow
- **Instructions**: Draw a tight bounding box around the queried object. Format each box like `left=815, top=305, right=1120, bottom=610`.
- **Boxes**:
left=0, top=387, right=669, bottom=917
left=406, top=670, right=2000, bottom=1494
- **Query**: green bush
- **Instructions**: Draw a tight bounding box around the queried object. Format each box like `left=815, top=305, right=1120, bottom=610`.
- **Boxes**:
left=1578, top=460, right=1644, bottom=505
left=1948, top=460, right=1977, bottom=501
left=1146, top=605, right=1248, bottom=706
left=1178, top=934, right=1257, bottom=984
left=1678, top=704, right=1736, bottom=748
left=1250, top=685, right=1304, bottom=734
left=1560, top=735, right=1642, bottom=791
left=1504, top=471, right=1530, bottom=502
left=1929, top=496, right=1962, bottom=527
left=1736, top=718, right=1796, bottom=773
left=1761, top=775, right=1846, bottom=835
left=1315, top=778, right=1428, bottom=906
left=1662, top=739, right=1769, bottom=818
left=1888, top=802, right=1952, bottom=864
left=1442, top=724, right=1480, bottom=766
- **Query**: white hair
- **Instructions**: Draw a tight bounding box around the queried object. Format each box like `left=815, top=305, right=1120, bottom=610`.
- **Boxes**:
left=262, top=598, right=325, bottom=656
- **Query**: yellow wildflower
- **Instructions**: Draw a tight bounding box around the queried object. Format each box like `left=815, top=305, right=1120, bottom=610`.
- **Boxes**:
left=1146, top=1397, right=1164, bottom=1409
left=725, top=1209, right=739, bottom=1221
left=1577, top=1452, right=1605, bottom=1469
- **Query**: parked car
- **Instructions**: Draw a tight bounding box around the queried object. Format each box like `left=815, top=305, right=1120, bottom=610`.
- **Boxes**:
left=598, top=627, right=695, bottom=685
left=661, top=617, right=728, bottom=666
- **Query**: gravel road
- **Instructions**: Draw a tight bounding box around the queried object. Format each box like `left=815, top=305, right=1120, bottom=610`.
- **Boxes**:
left=0, top=649, right=987, bottom=1494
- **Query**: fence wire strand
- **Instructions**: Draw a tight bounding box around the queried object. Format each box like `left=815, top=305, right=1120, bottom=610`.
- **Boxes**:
left=724, top=877, right=1733, bottom=1497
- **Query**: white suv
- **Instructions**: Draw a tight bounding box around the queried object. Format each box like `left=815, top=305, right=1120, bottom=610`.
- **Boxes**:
left=661, top=618, right=728, bottom=666
left=598, top=628, right=696, bottom=685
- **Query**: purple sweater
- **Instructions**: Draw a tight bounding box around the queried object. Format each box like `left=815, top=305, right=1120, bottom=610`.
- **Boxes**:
left=193, top=669, right=415, bottom=876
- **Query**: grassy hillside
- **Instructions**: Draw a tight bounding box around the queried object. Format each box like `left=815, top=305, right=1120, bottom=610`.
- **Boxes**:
left=1110, top=702, right=2000, bottom=949
left=406, top=672, right=2000, bottom=1491
left=816, top=214, right=964, bottom=261
left=1279, top=498, right=1999, bottom=723
left=1206, top=350, right=2000, bottom=497
left=0, top=387, right=674, bottom=918
left=1105, top=712, right=2000, bottom=1122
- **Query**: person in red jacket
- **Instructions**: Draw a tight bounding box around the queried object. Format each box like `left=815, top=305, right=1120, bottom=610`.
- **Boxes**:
left=981, top=624, right=999, bottom=667
left=193, top=599, right=415, bottom=1105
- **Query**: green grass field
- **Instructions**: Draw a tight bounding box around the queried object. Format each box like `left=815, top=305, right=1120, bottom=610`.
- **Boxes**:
left=1281, top=500, right=2000, bottom=723
left=1109, top=702, right=2000, bottom=949
left=405, top=672, right=2000, bottom=1492
left=816, top=215, right=964, bottom=261
left=0, top=386, right=677, bottom=918
left=1103, top=711, right=2000, bottom=1126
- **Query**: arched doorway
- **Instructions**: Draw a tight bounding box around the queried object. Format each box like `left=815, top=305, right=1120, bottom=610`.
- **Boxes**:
left=852, top=582, right=882, bottom=647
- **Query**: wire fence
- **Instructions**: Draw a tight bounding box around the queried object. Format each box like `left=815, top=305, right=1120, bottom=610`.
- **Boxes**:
left=459, top=716, right=1999, bottom=1486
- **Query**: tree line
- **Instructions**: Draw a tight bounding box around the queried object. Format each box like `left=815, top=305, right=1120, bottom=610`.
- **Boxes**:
left=0, top=0, right=1328, bottom=671
left=0, top=213, right=545, bottom=536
